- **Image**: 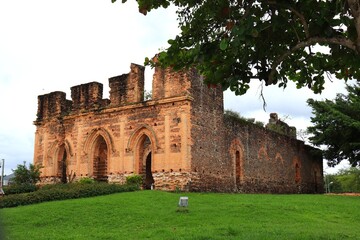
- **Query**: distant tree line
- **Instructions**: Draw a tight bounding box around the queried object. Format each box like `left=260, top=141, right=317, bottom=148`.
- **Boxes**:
left=325, top=167, right=360, bottom=193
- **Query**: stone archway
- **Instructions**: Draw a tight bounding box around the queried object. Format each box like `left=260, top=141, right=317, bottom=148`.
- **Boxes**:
left=136, top=135, right=154, bottom=189
left=93, top=136, right=108, bottom=182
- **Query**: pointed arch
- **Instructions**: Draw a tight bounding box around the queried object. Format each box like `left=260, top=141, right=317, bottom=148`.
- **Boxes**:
left=64, top=139, right=74, bottom=157
left=275, top=152, right=284, bottom=164
left=83, top=128, right=113, bottom=181
left=229, top=138, right=245, bottom=188
left=127, top=124, right=158, bottom=152
left=126, top=125, right=157, bottom=188
left=293, top=156, right=302, bottom=184
left=48, top=139, right=74, bottom=159
left=92, top=135, right=108, bottom=181
left=83, top=127, right=115, bottom=155
left=47, top=139, right=74, bottom=177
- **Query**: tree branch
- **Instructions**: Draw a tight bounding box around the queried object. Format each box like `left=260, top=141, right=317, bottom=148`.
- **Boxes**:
left=267, top=36, right=357, bottom=85
left=266, top=0, right=310, bottom=38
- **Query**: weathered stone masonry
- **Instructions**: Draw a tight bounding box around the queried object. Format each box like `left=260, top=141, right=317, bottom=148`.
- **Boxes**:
left=33, top=63, right=323, bottom=193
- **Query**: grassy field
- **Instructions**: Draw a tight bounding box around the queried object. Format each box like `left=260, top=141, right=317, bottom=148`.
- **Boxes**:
left=0, top=191, right=359, bottom=240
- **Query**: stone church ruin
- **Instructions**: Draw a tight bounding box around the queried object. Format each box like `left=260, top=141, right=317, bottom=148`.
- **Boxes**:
left=33, top=63, right=323, bottom=193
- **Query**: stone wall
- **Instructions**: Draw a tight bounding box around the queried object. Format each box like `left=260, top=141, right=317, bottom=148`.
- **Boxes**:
left=223, top=115, right=323, bottom=193
left=186, top=70, right=234, bottom=191
left=34, top=64, right=194, bottom=190
left=33, top=62, right=323, bottom=193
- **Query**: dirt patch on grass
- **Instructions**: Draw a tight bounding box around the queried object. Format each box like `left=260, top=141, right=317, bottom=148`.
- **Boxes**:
left=326, top=193, right=360, bottom=196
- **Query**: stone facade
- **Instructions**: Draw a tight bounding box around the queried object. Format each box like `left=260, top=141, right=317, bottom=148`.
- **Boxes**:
left=33, top=63, right=323, bottom=193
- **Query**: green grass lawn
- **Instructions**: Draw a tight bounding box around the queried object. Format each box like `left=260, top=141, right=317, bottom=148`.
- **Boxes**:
left=0, top=191, right=359, bottom=240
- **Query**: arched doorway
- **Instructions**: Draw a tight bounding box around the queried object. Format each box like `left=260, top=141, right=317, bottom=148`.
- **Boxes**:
left=137, top=135, right=154, bottom=189
left=144, top=151, right=154, bottom=189
left=57, top=144, right=67, bottom=183
left=93, top=136, right=108, bottom=182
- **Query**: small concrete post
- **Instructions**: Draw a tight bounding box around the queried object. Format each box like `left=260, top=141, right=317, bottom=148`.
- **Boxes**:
left=178, top=196, right=188, bottom=207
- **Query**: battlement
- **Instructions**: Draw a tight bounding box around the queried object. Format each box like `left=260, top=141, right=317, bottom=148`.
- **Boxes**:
left=35, top=63, right=210, bottom=123
left=36, top=91, right=71, bottom=121
left=71, top=82, right=104, bottom=111
left=152, top=67, right=191, bottom=100
left=109, top=63, right=145, bottom=106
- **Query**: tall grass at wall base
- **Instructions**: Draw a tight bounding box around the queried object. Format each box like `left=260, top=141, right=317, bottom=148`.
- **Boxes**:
left=0, top=182, right=139, bottom=208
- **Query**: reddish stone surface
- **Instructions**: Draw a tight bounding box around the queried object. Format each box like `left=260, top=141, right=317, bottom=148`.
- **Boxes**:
left=33, top=63, right=323, bottom=193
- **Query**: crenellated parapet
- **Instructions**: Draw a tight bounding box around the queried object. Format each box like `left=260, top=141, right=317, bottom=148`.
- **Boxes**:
left=35, top=63, right=197, bottom=123
left=109, top=63, right=145, bottom=106
left=36, top=91, right=71, bottom=122
left=70, top=82, right=104, bottom=111
left=152, top=66, right=191, bottom=100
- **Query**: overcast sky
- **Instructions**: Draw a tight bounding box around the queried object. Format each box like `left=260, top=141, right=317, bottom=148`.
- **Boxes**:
left=0, top=1, right=352, bottom=175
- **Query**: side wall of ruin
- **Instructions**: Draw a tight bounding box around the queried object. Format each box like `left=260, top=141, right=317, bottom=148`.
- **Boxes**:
left=223, top=116, right=324, bottom=193
left=185, top=70, right=235, bottom=192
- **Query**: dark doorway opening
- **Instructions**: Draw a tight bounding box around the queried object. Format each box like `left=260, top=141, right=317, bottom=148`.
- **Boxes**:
left=144, top=152, right=154, bottom=189
left=57, top=145, right=67, bottom=183
left=93, top=136, right=108, bottom=182
left=138, top=135, right=154, bottom=189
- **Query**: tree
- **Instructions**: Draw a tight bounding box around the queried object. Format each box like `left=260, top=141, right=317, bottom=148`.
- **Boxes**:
left=337, top=167, right=360, bottom=192
left=113, top=0, right=360, bottom=95
left=307, top=83, right=360, bottom=167
left=12, top=162, right=42, bottom=185
left=325, top=167, right=360, bottom=193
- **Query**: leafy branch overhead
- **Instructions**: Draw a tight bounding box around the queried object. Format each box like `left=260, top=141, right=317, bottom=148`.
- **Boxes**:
left=114, top=0, right=360, bottom=95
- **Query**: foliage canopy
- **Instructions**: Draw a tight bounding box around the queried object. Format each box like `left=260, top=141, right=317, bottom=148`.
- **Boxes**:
left=325, top=167, right=360, bottom=193
left=114, top=0, right=360, bottom=95
left=12, top=162, right=42, bottom=185
left=307, top=83, right=360, bottom=167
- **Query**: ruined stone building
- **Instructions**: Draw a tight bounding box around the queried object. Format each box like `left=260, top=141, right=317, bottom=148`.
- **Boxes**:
left=33, top=63, right=323, bottom=193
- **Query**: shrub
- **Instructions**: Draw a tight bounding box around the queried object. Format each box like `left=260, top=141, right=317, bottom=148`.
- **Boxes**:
left=78, top=177, right=95, bottom=184
left=12, top=162, right=42, bottom=185
left=126, top=175, right=143, bottom=187
left=3, top=184, right=38, bottom=195
left=0, top=182, right=140, bottom=208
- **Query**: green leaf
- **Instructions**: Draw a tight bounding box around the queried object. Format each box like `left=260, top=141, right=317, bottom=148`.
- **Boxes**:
left=251, top=29, right=259, bottom=38
left=220, top=39, right=228, bottom=51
